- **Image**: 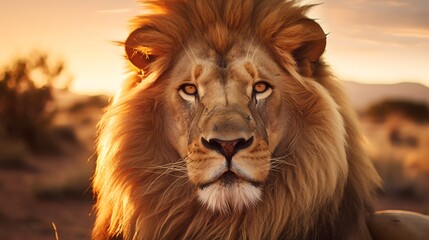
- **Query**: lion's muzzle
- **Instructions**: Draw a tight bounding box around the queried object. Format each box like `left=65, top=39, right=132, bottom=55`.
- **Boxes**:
left=186, top=104, right=270, bottom=212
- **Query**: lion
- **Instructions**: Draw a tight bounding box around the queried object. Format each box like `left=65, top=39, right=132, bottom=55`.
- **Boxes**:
left=92, top=0, right=427, bottom=239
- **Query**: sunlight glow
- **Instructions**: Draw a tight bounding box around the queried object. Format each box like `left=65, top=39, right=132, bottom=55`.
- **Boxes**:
left=139, top=3, right=167, bottom=16
left=0, top=0, right=427, bottom=95
left=97, top=8, right=132, bottom=14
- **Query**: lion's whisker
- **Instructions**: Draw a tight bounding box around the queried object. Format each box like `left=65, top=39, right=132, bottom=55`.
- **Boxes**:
left=269, top=152, right=296, bottom=168
left=246, top=35, right=257, bottom=61
left=179, top=40, right=196, bottom=66
left=142, top=165, right=188, bottom=174
left=143, top=170, right=189, bottom=196
left=159, top=175, right=190, bottom=201
left=187, top=44, right=199, bottom=65
left=251, top=40, right=262, bottom=61
left=139, top=156, right=190, bottom=195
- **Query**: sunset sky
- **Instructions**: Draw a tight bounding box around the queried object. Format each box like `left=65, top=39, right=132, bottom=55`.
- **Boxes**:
left=1, top=0, right=428, bottom=94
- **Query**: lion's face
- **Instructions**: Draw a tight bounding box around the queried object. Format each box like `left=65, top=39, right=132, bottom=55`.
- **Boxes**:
left=93, top=1, right=382, bottom=239
left=164, top=43, right=292, bottom=212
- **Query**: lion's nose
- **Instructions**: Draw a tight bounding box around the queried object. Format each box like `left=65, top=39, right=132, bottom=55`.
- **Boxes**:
left=201, top=137, right=254, bottom=161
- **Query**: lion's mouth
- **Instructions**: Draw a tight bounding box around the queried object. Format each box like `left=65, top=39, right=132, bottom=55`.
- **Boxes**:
left=198, top=171, right=261, bottom=189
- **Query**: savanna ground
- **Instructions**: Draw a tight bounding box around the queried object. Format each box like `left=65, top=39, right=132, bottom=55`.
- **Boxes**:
left=0, top=90, right=109, bottom=239
left=0, top=86, right=429, bottom=240
left=0, top=151, right=94, bottom=240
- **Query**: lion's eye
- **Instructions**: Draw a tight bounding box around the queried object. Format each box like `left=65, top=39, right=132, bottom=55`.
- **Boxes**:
left=179, top=83, right=198, bottom=101
left=179, top=84, right=198, bottom=95
left=253, top=81, right=272, bottom=100
left=253, top=82, right=269, bottom=93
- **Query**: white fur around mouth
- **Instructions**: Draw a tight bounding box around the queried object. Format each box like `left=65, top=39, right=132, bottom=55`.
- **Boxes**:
left=197, top=181, right=262, bottom=213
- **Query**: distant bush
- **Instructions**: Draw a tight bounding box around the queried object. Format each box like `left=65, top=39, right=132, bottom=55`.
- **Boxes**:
left=0, top=139, right=32, bottom=170
left=0, top=52, right=74, bottom=154
left=67, top=95, right=109, bottom=113
left=365, top=99, right=429, bottom=123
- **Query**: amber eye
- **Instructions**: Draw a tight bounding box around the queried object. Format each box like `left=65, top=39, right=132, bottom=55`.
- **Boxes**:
left=253, top=81, right=273, bottom=101
left=253, top=81, right=270, bottom=94
left=179, top=84, right=198, bottom=96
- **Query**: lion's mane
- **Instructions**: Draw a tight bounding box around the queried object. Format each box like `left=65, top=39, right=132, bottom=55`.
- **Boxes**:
left=92, top=0, right=381, bottom=239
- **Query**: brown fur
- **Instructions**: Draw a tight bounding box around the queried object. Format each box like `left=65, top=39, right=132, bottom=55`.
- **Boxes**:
left=92, top=0, right=381, bottom=239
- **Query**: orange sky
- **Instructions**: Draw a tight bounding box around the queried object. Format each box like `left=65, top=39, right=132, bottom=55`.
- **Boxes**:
left=1, top=0, right=428, bottom=94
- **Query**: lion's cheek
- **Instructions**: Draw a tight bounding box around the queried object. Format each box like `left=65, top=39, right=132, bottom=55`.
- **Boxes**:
left=266, top=129, right=284, bottom=152
left=186, top=154, right=225, bottom=184
left=232, top=155, right=271, bottom=182
left=165, top=113, right=189, bottom=157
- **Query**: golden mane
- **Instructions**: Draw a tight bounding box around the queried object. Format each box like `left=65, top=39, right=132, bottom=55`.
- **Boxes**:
left=92, top=0, right=381, bottom=239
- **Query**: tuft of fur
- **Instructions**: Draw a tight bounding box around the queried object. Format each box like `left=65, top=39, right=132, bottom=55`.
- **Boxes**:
left=92, top=0, right=381, bottom=239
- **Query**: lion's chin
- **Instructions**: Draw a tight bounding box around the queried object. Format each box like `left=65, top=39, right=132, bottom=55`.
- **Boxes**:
left=197, top=181, right=262, bottom=213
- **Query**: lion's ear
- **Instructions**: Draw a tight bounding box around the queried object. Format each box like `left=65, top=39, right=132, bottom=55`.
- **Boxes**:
left=293, top=19, right=326, bottom=63
left=125, top=28, right=157, bottom=72
left=290, top=19, right=326, bottom=76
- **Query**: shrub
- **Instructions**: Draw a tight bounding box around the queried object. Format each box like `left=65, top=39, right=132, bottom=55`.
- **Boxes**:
left=365, top=99, right=429, bottom=123
left=0, top=52, right=73, bottom=153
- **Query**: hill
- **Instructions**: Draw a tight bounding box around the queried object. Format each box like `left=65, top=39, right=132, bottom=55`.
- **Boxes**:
left=343, top=81, right=429, bottom=110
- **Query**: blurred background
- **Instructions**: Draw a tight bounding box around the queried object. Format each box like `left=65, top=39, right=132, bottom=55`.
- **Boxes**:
left=0, top=0, right=428, bottom=239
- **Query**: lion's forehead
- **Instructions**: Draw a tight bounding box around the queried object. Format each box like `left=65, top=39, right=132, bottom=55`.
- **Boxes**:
left=183, top=63, right=250, bottom=100
left=174, top=41, right=278, bottom=82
